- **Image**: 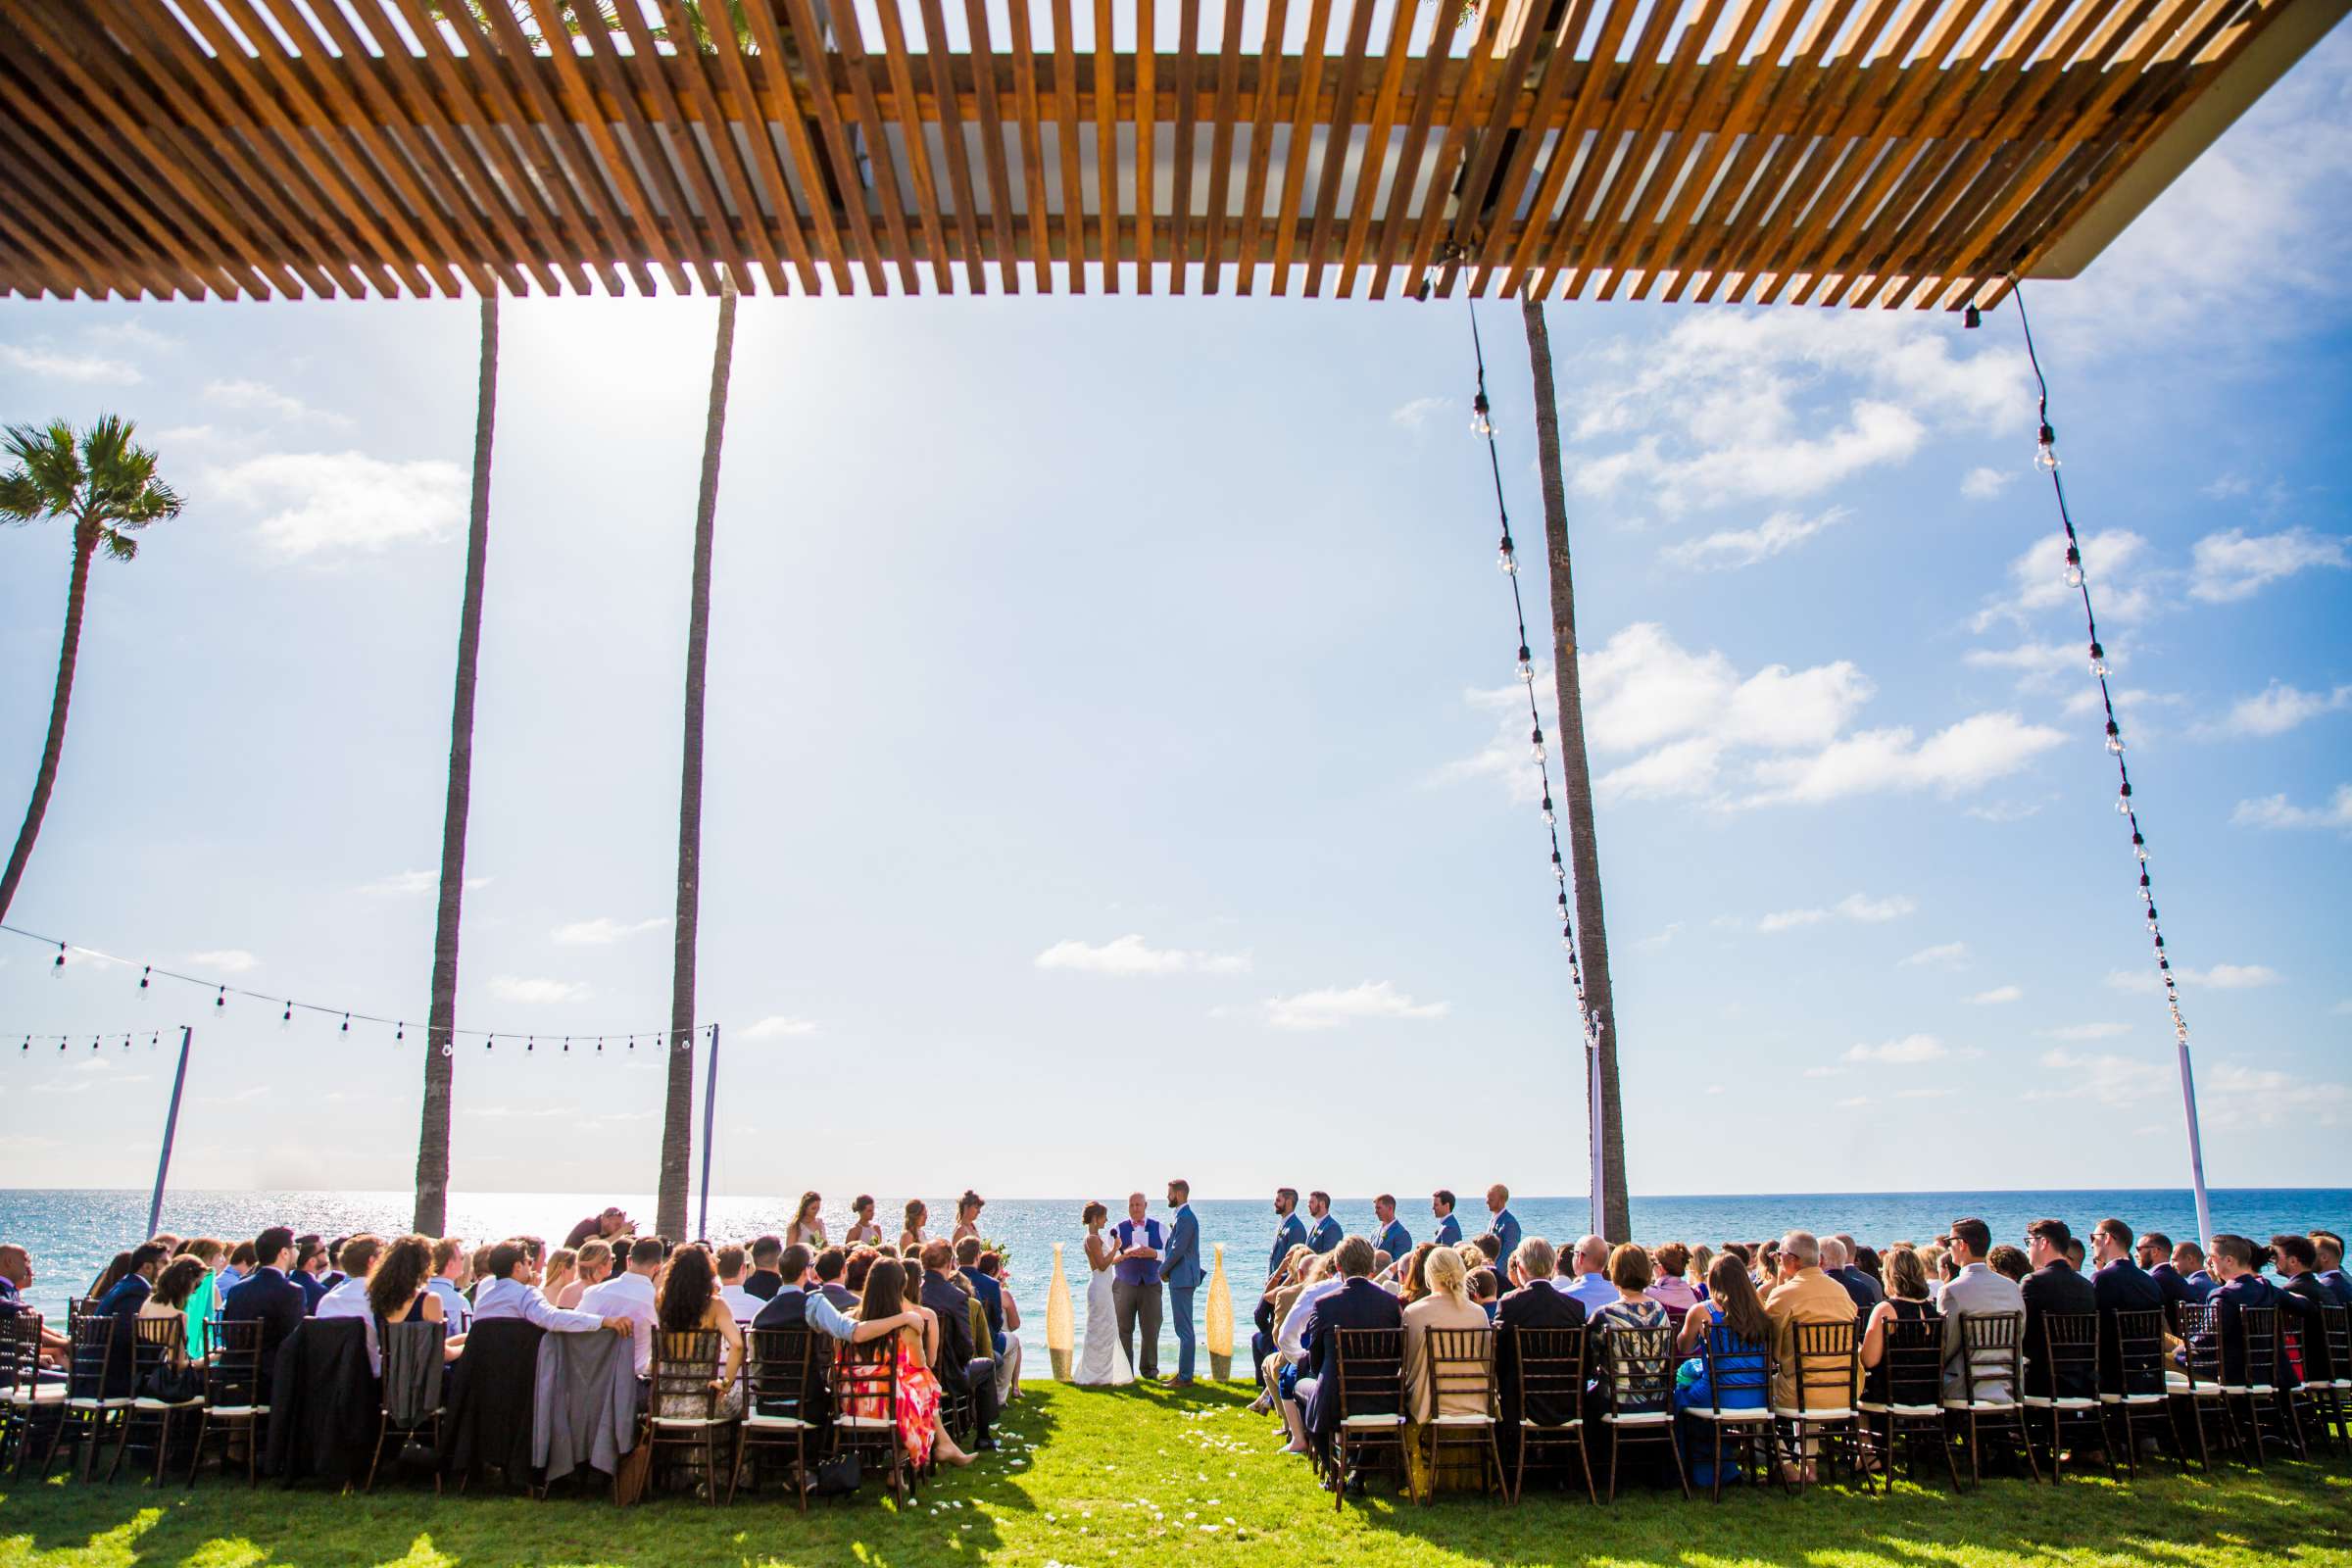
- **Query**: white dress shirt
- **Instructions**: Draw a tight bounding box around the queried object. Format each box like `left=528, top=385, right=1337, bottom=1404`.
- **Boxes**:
left=427, top=1276, right=473, bottom=1335
left=720, top=1283, right=760, bottom=1322
left=1278, top=1278, right=1346, bottom=1363
left=471, top=1274, right=607, bottom=1333
left=1557, top=1271, right=1619, bottom=1316
left=315, top=1276, right=380, bottom=1373
left=578, top=1269, right=659, bottom=1376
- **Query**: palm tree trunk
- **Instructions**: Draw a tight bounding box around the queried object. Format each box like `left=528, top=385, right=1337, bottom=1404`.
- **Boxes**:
left=1521, top=294, right=1630, bottom=1243
left=658, top=274, right=737, bottom=1243
left=0, top=523, right=98, bottom=924
left=413, top=294, right=500, bottom=1237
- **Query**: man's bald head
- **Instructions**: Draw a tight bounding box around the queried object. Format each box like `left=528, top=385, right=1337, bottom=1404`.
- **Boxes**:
left=1575, top=1235, right=1609, bottom=1274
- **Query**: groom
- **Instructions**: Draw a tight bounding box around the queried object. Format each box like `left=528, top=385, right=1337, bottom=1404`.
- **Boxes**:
left=1159, top=1179, right=1203, bottom=1386
left=1110, top=1192, right=1164, bottom=1380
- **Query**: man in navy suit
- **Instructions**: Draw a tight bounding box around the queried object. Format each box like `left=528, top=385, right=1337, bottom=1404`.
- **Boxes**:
left=291, top=1235, right=331, bottom=1311
left=2206, top=1234, right=2315, bottom=1389
left=2272, top=1234, right=2339, bottom=1385
left=1298, top=1237, right=1401, bottom=1487
left=2312, top=1231, right=2352, bottom=1306
left=956, top=1238, right=1007, bottom=1352
left=1304, top=1193, right=1342, bottom=1255
left=2138, top=1231, right=2202, bottom=1325
left=1371, top=1196, right=1411, bottom=1264
left=2088, top=1217, right=2164, bottom=1394
left=1268, top=1189, right=1308, bottom=1283
left=220, top=1226, right=309, bottom=1403
left=1483, top=1186, right=1522, bottom=1266
left=1430, top=1191, right=1462, bottom=1249
left=1159, top=1180, right=1204, bottom=1386
left=1494, top=1238, right=1588, bottom=1474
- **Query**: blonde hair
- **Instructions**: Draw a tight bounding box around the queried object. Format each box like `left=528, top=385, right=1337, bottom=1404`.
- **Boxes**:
left=1884, top=1245, right=1931, bottom=1301
left=1423, top=1245, right=1470, bottom=1304
left=1688, top=1243, right=1714, bottom=1287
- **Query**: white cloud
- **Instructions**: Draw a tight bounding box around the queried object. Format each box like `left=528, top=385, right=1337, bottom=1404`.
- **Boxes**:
left=1632, top=922, right=1683, bottom=954
left=2032, top=1048, right=2172, bottom=1107
left=1900, top=942, right=1969, bottom=969
left=2, top=342, right=143, bottom=382
left=208, top=450, right=466, bottom=559
left=1758, top=892, right=1916, bottom=934
left=1963, top=640, right=2089, bottom=692
left=1389, top=395, right=1449, bottom=430
left=1973, top=528, right=2152, bottom=632
left=2232, top=786, right=2352, bottom=832
left=1034, top=934, right=1250, bottom=977
left=1662, top=507, right=1850, bottom=570
left=2106, top=963, right=2282, bottom=994
left=1802, top=1066, right=1844, bottom=1079
left=1960, top=466, right=2014, bottom=501
left=356, top=869, right=489, bottom=896
left=2211, top=683, right=2352, bottom=737
left=1969, top=985, right=2024, bottom=1005
left=2187, top=527, right=2350, bottom=604
left=1895, top=1088, right=1955, bottom=1101
left=739, top=1015, right=819, bottom=1040
left=2043, top=1022, right=2132, bottom=1042
left=1741, top=711, right=2066, bottom=807
left=1843, top=1034, right=1948, bottom=1065
left=1835, top=1096, right=1873, bottom=1109
left=489, top=975, right=590, bottom=1004
left=84, top=319, right=180, bottom=352
left=1263, top=981, right=1446, bottom=1032
left=551, top=916, right=668, bottom=946
left=186, top=949, right=260, bottom=974
left=202, top=377, right=351, bottom=426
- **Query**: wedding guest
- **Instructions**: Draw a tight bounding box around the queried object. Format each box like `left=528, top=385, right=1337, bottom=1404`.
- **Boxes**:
left=813, top=1248, right=858, bottom=1313
left=1858, top=1246, right=1939, bottom=1401
left=98, top=1241, right=170, bottom=1325
left=578, top=1236, right=664, bottom=1376
left=1484, top=1187, right=1522, bottom=1266
left=1686, top=1244, right=1714, bottom=1300
left=1371, top=1196, right=1411, bottom=1263
left=979, top=1252, right=1022, bottom=1399
left=2173, top=1240, right=2217, bottom=1299
left=1268, top=1190, right=1308, bottom=1282
left=1399, top=1246, right=1488, bottom=1501
left=541, top=1248, right=578, bottom=1306
left=839, top=1259, right=973, bottom=1470
left=788, top=1193, right=827, bottom=1250
left=1300, top=1238, right=1401, bottom=1490
left=0, top=1244, right=71, bottom=1363
left=1304, top=1193, right=1341, bottom=1255
left=292, top=1235, right=330, bottom=1309
left=844, top=1197, right=884, bottom=1249
left=1430, top=1191, right=1462, bottom=1249
left=1467, top=1268, right=1499, bottom=1316
left=1592, top=1245, right=1670, bottom=1411
left=1397, top=1244, right=1435, bottom=1306
left=1561, top=1235, right=1617, bottom=1315
left=1763, top=1232, right=1856, bottom=1417
left=1822, top=1237, right=1883, bottom=1313
left=2208, top=1233, right=2315, bottom=1388
left=1495, top=1238, right=1586, bottom=1477
left=83, top=1250, right=132, bottom=1304
left=140, top=1257, right=207, bottom=1339
left=743, top=1235, right=784, bottom=1301
left=1988, top=1246, right=2030, bottom=1284
left=2271, top=1234, right=2337, bottom=1384
left=220, top=1228, right=307, bottom=1397
left=1268, top=1255, right=1346, bottom=1447
left=900, top=1201, right=929, bottom=1252
left=366, top=1235, right=448, bottom=1374
left=1673, top=1252, right=1770, bottom=1487
left=1468, top=1234, right=1503, bottom=1271
left=956, top=1237, right=1007, bottom=1355
left=715, top=1244, right=759, bottom=1321
left=1940, top=1217, right=2025, bottom=1402
left=563, top=1239, right=611, bottom=1310
left=652, top=1245, right=743, bottom=1418
left=469, top=1242, right=628, bottom=1338
left=2311, top=1231, right=2352, bottom=1306
left=1647, top=1243, right=1699, bottom=1316
left=917, top=1240, right=998, bottom=1450
left=314, top=1234, right=385, bottom=1371
left=953, top=1192, right=986, bottom=1245
left=428, top=1237, right=473, bottom=1334
left=1855, top=1245, right=1883, bottom=1284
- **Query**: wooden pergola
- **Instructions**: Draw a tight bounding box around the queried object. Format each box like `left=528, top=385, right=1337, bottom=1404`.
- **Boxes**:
left=0, top=0, right=2338, bottom=310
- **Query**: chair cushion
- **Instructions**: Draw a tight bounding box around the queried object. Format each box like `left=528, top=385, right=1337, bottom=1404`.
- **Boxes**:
left=2097, top=1393, right=2166, bottom=1405
left=1520, top=1417, right=1582, bottom=1429
left=1940, top=1398, right=2016, bottom=1412
left=1430, top=1413, right=1494, bottom=1427
left=835, top=1414, right=895, bottom=1430
left=2218, top=1384, right=2275, bottom=1396
left=1599, top=1410, right=1673, bottom=1426
left=2021, top=1396, right=2098, bottom=1410
left=1857, top=1400, right=1938, bottom=1416
left=649, top=1414, right=731, bottom=1428
left=131, top=1396, right=205, bottom=1410
left=205, top=1403, right=267, bottom=1417
left=1341, top=1412, right=1403, bottom=1428
left=1774, top=1405, right=1856, bottom=1421
left=5, top=1387, right=66, bottom=1406
left=743, top=1412, right=812, bottom=1430
left=1691, top=1406, right=1775, bottom=1421
left=65, top=1396, right=133, bottom=1410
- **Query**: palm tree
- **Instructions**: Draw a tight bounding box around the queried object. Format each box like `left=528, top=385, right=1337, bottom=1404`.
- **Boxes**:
left=658, top=272, right=738, bottom=1242
left=0, top=416, right=183, bottom=924
left=413, top=295, right=501, bottom=1237
left=1520, top=296, right=1630, bottom=1243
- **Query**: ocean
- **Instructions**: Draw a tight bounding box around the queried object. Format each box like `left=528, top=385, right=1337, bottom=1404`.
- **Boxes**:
left=6, top=1187, right=2342, bottom=1373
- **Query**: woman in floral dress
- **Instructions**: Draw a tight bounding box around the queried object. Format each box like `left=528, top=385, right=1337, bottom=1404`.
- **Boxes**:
left=841, top=1259, right=974, bottom=1470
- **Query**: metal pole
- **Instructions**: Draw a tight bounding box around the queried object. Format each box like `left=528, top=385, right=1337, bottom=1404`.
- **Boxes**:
left=2178, top=1039, right=2214, bottom=1250
left=1589, top=1029, right=1606, bottom=1238
left=696, top=1023, right=721, bottom=1242
left=147, top=1026, right=192, bottom=1238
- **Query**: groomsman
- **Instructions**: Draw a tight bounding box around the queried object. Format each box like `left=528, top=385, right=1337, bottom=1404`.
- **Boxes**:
left=1304, top=1193, right=1342, bottom=1254
left=1160, top=1180, right=1204, bottom=1386
left=1431, top=1191, right=1463, bottom=1248
left=1268, top=1189, right=1308, bottom=1282
left=1371, top=1196, right=1411, bottom=1262
left=1484, top=1186, right=1522, bottom=1264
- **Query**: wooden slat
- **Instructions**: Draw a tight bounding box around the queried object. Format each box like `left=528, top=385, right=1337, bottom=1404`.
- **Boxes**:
left=1555, top=0, right=1726, bottom=298
left=1334, top=0, right=1422, bottom=297
left=1364, top=0, right=1458, bottom=298
left=1200, top=0, right=1247, bottom=292
left=1469, top=0, right=1608, bottom=298
left=916, top=0, right=986, bottom=289
left=1231, top=0, right=1292, bottom=294
left=964, top=0, right=1023, bottom=291
left=1135, top=0, right=1156, bottom=291
left=1401, top=0, right=1509, bottom=298
left=1007, top=0, right=1056, bottom=291
left=780, top=0, right=892, bottom=293
left=0, top=109, right=181, bottom=299
left=1269, top=0, right=1336, bottom=294
left=876, top=0, right=956, bottom=290
left=820, top=0, right=921, bottom=293
left=1051, top=0, right=1089, bottom=291
left=736, top=0, right=858, bottom=292
left=1301, top=0, right=1378, bottom=296
left=606, top=0, right=763, bottom=292
left=1094, top=0, right=1120, bottom=291
left=1167, top=0, right=1202, bottom=291
left=656, top=0, right=796, bottom=294
left=0, top=153, right=142, bottom=299
left=698, top=0, right=823, bottom=293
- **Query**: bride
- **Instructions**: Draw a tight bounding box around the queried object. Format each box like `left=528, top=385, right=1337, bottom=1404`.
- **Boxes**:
left=1072, top=1200, right=1134, bottom=1387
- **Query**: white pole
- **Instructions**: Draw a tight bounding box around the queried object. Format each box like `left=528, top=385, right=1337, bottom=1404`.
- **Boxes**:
left=2176, top=1038, right=2214, bottom=1250
left=1589, top=1028, right=1606, bottom=1239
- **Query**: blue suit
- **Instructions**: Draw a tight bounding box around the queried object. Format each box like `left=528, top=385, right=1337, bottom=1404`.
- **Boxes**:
left=1374, top=1219, right=1411, bottom=1262
left=1306, top=1213, right=1342, bottom=1254
left=1432, top=1211, right=1462, bottom=1249
left=1488, top=1208, right=1522, bottom=1266
left=1269, top=1212, right=1308, bottom=1282
left=1159, top=1203, right=1204, bottom=1381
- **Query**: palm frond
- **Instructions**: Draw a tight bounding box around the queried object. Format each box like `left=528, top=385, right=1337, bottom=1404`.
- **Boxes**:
left=0, top=416, right=180, bottom=550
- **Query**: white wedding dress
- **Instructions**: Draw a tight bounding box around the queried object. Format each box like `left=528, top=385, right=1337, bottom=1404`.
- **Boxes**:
left=1073, top=1232, right=1135, bottom=1387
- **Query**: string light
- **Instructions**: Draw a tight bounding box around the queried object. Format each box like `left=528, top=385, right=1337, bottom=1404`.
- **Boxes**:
left=1465, top=300, right=1604, bottom=1064
left=2010, top=280, right=2190, bottom=1046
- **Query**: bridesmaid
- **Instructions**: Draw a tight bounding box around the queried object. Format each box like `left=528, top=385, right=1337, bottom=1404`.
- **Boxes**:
left=952, top=1191, right=985, bottom=1245
left=844, top=1195, right=885, bottom=1249
left=787, top=1192, right=827, bottom=1250
left=899, top=1200, right=929, bottom=1252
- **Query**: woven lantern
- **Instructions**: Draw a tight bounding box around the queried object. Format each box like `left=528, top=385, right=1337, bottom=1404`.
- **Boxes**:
left=1046, top=1241, right=1074, bottom=1381
left=1205, top=1242, right=1234, bottom=1380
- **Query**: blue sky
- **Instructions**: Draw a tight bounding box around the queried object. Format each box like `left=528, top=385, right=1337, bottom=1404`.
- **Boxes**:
left=3, top=30, right=2348, bottom=1203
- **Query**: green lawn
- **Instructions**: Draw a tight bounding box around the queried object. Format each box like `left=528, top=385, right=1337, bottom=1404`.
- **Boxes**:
left=5, top=1382, right=2349, bottom=1568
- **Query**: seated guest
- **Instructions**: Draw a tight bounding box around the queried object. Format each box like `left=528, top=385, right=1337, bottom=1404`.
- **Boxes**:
left=2019, top=1219, right=2096, bottom=1398
left=1686, top=1244, right=1714, bottom=1300
left=1647, top=1243, right=1698, bottom=1317
left=1399, top=1246, right=1488, bottom=1502
left=2088, top=1217, right=2163, bottom=1393
left=139, top=1257, right=208, bottom=1370
left=1494, top=1238, right=1587, bottom=1479
left=1939, top=1217, right=2025, bottom=1402
left=98, top=1242, right=170, bottom=1321
left=813, top=1248, right=858, bottom=1313
left=1592, top=1244, right=1670, bottom=1408
left=743, top=1235, right=785, bottom=1302
left=1674, top=1252, right=1770, bottom=1484
left=1468, top=1235, right=1502, bottom=1273
left=220, top=1227, right=308, bottom=1397
left=1372, top=1196, right=1411, bottom=1264
left=653, top=1245, right=743, bottom=1418
left=315, top=1234, right=387, bottom=1371
left=1484, top=1186, right=1522, bottom=1267
left=1859, top=1245, right=1940, bottom=1401
left=560, top=1240, right=610, bottom=1310
left=956, top=1238, right=1007, bottom=1355
left=1560, top=1235, right=1618, bottom=1316
left=1823, top=1238, right=1884, bottom=1313
left=87, top=1251, right=134, bottom=1303
left=2311, top=1231, right=2352, bottom=1307
left=1264, top=1254, right=1340, bottom=1446
left=1430, top=1191, right=1462, bottom=1249
left=2207, top=1233, right=2315, bottom=1389
left=1988, top=1246, right=2030, bottom=1284
left=320, top=1236, right=352, bottom=1294
left=2173, top=1240, right=2217, bottom=1300
left=838, top=1258, right=973, bottom=1470
left=918, top=1240, right=998, bottom=1450
left=1299, top=1238, right=1402, bottom=1489
left=1762, top=1231, right=1856, bottom=1412
left=2272, top=1235, right=2336, bottom=1385
left=1854, top=1246, right=1882, bottom=1286
left=465, top=1245, right=493, bottom=1304
left=0, top=1243, right=72, bottom=1364
left=293, top=1236, right=330, bottom=1309
left=428, top=1239, right=473, bottom=1334
left=1394, top=1243, right=1434, bottom=1306
left=365, top=1235, right=450, bottom=1375
left=474, top=1240, right=635, bottom=1338
left=578, top=1237, right=664, bottom=1377
left=1467, top=1267, right=1499, bottom=1318
left=750, top=1243, right=915, bottom=1347
left=977, top=1251, right=1022, bottom=1402
left=845, top=1249, right=881, bottom=1296
left=715, top=1245, right=758, bottom=1321
left=2063, top=1238, right=2086, bottom=1274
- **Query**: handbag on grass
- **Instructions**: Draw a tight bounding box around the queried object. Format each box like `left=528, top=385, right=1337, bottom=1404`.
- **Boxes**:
left=813, top=1451, right=861, bottom=1496
left=612, top=1439, right=652, bottom=1506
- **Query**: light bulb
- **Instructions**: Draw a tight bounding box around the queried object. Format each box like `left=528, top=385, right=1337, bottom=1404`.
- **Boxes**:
left=2034, top=445, right=2059, bottom=471
left=1553, top=862, right=1567, bottom=884
left=1541, top=796, right=1555, bottom=825
left=1498, top=545, right=1518, bottom=576
left=1470, top=393, right=1493, bottom=438
left=2116, top=796, right=2133, bottom=815
left=1516, top=645, right=1533, bottom=682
